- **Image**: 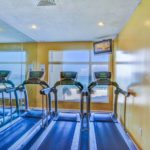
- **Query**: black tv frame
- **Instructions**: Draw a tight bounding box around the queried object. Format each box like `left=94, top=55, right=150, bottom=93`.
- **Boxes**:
left=93, top=39, right=112, bottom=54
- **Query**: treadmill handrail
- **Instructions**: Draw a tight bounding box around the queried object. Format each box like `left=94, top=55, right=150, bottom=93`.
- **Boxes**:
left=0, top=79, right=15, bottom=88
left=5, top=87, right=16, bottom=93
left=17, top=79, right=51, bottom=112
left=40, top=87, right=52, bottom=95
left=52, top=78, right=84, bottom=116
left=88, top=79, right=119, bottom=92
left=87, top=79, right=129, bottom=118
left=53, top=78, right=84, bottom=91
left=116, top=87, right=129, bottom=97
left=0, top=79, right=19, bottom=120
left=22, top=79, right=49, bottom=88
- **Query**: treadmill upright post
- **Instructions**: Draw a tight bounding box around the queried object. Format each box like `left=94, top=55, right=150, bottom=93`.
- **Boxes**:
left=80, top=92, right=84, bottom=117
left=2, top=92, right=5, bottom=123
left=53, top=88, right=58, bottom=115
left=48, top=92, right=51, bottom=114
left=45, top=95, right=48, bottom=126
left=42, top=94, right=45, bottom=128
left=87, top=91, right=91, bottom=116
left=14, top=90, right=20, bottom=115
left=9, top=92, right=13, bottom=121
left=114, top=88, right=119, bottom=118
left=23, top=86, right=29, bottom=111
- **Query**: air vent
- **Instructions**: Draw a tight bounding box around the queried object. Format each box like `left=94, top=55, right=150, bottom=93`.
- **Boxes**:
left=37, top=0, right=56, bottom=6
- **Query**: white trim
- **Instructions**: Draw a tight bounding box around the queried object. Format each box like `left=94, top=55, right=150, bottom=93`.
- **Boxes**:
left=0, top=117, right=21, bottom=132
left=89, top=122, right=97, bottom=150
left=115, top=120, right=138, bottom=150
left=71, top=122, right=81, bottom=150
left=8, top=119, right=42, bottom=150
left=30, top=121, right=56, bottom=150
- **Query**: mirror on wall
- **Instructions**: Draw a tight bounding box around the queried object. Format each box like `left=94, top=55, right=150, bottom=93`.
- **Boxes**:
left=0, top=18, right=35, bottom=127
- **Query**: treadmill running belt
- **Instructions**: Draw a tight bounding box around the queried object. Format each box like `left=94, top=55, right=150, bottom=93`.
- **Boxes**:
left=39, top=121, right=77, bottom=150
left=0, top=118, right=39, bottom=149
left=94, top=122, right=129, bottom=150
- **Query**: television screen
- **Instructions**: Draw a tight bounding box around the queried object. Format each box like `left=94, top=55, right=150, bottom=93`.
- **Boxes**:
left=93, top=39, right=112, bottom=54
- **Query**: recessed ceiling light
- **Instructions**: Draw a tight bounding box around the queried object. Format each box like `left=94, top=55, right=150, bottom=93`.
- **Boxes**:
left=98, top=22, right=104, bottom=27
left=31, top=24, right=37, bottom=29
left=144, top=20, right=150, bottom=27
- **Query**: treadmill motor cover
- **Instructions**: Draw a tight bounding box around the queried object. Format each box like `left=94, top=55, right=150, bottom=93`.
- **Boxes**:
left=0, top=70, right=11, bottom=80
left=29, top=71, right=45, bottom=80
left=95, top=72, right=111, bottom=80
left=61, top=72, right=77, bottom=80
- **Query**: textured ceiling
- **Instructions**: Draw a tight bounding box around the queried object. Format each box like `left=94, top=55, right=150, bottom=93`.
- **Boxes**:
left=0, top=0, right=140, bottom=42
left=0, top=19, right=34, bottom=43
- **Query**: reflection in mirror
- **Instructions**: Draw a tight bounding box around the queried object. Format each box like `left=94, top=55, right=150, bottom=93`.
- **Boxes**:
left=0, top=18, right=34, bottom=43
left=0, top=18, right=35, bottom=127
left=0, top=70, right=19, bottom=127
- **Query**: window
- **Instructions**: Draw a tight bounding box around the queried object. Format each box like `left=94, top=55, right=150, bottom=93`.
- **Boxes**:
left=0, top=51, right=26, bottom=86
left=116, top=51, right=138, bottom=90
left=49, top=50, right=110, bottom=102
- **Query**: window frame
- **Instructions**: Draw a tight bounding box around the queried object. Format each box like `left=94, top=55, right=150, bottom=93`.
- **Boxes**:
left=48, top=49, right=113, bottom=104
left=49, top=50, right=110, bottom=83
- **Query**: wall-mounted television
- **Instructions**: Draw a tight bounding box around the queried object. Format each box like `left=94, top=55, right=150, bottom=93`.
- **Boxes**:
left=93, top=39, right=112, bottom=54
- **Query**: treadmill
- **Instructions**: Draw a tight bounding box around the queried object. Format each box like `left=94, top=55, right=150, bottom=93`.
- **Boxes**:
left=87, top=72, right=137, bottom=150
left=18, top=70, right=52, bottom=126
left=0, top=70, right=19, bottom=127
left=30, top=71, right=84, bottom=150
left=0, top=70, right=51, bottom=150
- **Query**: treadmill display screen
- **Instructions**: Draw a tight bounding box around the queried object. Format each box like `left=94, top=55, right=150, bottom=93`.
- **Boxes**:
left=61, top=72, right=77, bottom=80
left=29, top=71, right=44, bottom=80
left=95, top=72, right=111, bottom=80
left=0, top=70, right=11, bottom=79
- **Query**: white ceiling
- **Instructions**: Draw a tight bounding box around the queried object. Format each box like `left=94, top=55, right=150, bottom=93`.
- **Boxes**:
left=0, top=19, right=34, bottom=43
left=0, top=0, right=140, bottom=42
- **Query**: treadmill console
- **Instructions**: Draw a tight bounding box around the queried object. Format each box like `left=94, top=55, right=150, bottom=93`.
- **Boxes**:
left=95, top=72, right=111, bottom=80
left=0, top=70, right=11, bottom=81
left=60, top=72, right=77, bottom=80
left=28, top=71, right=45, bottom=80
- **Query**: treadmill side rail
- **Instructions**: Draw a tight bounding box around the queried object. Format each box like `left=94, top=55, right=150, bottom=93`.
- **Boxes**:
left=115, top=121, right=138, bottom=150
left=30, top=121, right=56, bottom=150
left=89, top=122, right=97, bottom=150
left=8, top=119, right=42, bottom=150
left=71, top=122, right=81, bottom=150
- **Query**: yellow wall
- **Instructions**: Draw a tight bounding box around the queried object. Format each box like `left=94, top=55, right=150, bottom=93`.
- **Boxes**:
left=1, top=1, right=149, bottom=147
left=36, top=42, right=114, bottom=111
left=37, top=42, right=93, bottom=81
left=0, top=42, right=93, bottom=108
left=0, top=41, right=114, bottom=111
left=115, top=0, right=150, bottom=149
left=36, top=42, right=93, bottom=108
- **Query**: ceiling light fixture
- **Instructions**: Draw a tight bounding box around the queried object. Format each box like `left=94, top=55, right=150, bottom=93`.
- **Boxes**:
left=31, top=24, right=37, bottom=29
left=37, top=0, right=56, bottom=6
left=98, top=22, right=104, bottom=27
